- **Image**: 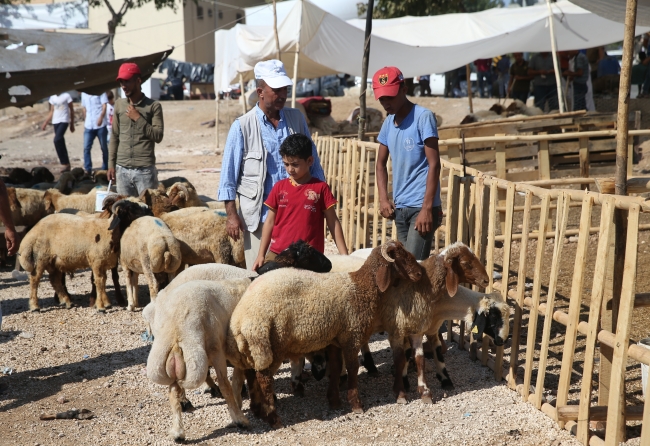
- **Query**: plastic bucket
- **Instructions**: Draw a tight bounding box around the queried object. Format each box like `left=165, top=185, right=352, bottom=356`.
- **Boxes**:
left=95, top=190, right=111, bottom=212
left=640, top=337, right=650, bottom=399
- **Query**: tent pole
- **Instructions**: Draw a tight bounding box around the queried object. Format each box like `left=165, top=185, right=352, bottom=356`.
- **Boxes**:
left=273, top=0, right=281, bottom=60
left=215, top=97, right=220, bottom=151
left=546, top=0, right=565, bottom=113
left=465, top=64, right=473, bottom=113
left=358, top=0, right=374, bottom=141
left=291, top=42, right=300, bottom=108
left=239, top=72, right=248, bottom=115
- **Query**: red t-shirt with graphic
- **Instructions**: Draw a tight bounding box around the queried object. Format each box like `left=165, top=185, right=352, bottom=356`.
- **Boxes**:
left=264, top=178, right=337, bottom=254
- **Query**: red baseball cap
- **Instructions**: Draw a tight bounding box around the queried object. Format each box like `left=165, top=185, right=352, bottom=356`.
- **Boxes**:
left=116, top=63, right=141, bottom=81
left=372, top=66, right=404, bottom=98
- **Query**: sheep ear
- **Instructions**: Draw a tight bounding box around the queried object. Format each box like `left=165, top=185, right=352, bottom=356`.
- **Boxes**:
left=108, top=215, right=121, bottom=231
left=446, top=262, right=459, bottom=297
left=7, top=188, right=20, bottom=211
left=471, top=312, right=486, bottom=341
left=376, top=264, right=392, bottom=292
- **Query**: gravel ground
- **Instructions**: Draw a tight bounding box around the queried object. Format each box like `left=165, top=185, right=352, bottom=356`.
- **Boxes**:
left=0, top=265, right=581, bottom=445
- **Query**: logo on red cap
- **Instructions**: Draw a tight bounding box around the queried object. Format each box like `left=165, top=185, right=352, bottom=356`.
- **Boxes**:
left=378, top=74, right=388, bottom=86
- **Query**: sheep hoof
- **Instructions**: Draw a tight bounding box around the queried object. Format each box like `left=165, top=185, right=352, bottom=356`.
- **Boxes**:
left=172, top=435, right=185, bottom=443
left=208, top=386, right=222, bottom=398
left=30, top=307, right=41, bottom=313
left=127, top=305, right=135, bottom=312
left=97, top=308, right=106, bottom=313
left=420, top=393, right=433, bottom=404
left=402, top=376, right=410, bottom=392
left=441, top=379, right=454, bottom=390
left=352, top=407, right=364, bottom=414
left=180, top=400, right=195, bottom=413
left=396, top=392, right=407, bottom=405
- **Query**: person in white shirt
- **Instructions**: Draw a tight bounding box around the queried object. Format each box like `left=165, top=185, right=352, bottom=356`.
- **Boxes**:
left=81, top=92, right=109, bottom=175
left=42, top=93, right=75, bottom=172
left=106, top=91, right=115, bottom=144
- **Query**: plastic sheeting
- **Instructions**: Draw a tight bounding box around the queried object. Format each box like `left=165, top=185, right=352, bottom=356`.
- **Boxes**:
left=0, top=0, right=88, bottom=30
left=0, top=28, right=113, bottom=72
left=0, top=49, right=172, bottom=109
left=569, top=0, right=650, bottom=27
left=214, top=0, right=650, bottom=92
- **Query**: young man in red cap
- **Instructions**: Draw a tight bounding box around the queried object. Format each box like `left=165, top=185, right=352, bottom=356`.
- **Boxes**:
left=374, top=66, right=442, bottom=260
left=107, top=63, right=164, bottom=196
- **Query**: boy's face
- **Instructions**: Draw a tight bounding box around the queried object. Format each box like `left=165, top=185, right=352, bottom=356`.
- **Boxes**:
left=108, top=98, right=115, bottom=105
left=377, top=84, right=408, bottom=115
left=282, top=155, right=313, bottom=183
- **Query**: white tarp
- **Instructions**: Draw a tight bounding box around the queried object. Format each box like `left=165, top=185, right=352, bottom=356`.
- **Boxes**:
left=569, top=0, right=650, bottom=27
left=0, top=0, right=88, bottom=30
left=244, top=0, right=360, bottom=26
left=214, top=0, right=650, bottom=92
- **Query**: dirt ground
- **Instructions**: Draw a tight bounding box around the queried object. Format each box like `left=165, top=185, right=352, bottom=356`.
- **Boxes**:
left=0, top=96, right=644, bottom=445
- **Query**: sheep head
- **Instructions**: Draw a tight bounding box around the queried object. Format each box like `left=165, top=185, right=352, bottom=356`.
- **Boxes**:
left=97, top=194, right=127, bottom=219
left=440, top=242, right=489, bottom=297
left=368, top=240, right=422, bottom=292
left=8, top=167, right=32, bottom=185
left=31, top=166, right=54, bottom=184
left=42, top=189, right=60, bottom=214
left=470, top=294, right=511, bottom=346
left=167, top=182, right=191, bottom=207
left=139, top=189, right=178, bottom=217
left=259, top=239, right=332, bottom=274
left=109, top=199, right=153, bottom=234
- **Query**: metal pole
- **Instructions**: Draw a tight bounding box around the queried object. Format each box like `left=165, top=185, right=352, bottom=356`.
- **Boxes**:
left=239, top=72, right=248, bottom=115
left=273, top=0, right=281, bottom=60
left=546, top=0, right=565, bottom=113
left=358, top=0, right=374, bottom=141
left=215, top=97, right=220, bottom=150
left=466, top=64, right=474, bottom=113
left=291, top=42, right=300, bottom=109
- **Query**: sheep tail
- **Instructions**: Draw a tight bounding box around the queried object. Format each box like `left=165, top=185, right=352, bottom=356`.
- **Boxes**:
left=174, top=341, right=209, bottom=390
left=18, top=241, right=35, bottom=272
left=237, top=322, right=274, bottom=371
left=163, top=251, right=173, bottom=271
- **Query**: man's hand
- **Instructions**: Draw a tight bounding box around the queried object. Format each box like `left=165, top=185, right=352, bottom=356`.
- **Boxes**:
left=226, top=213, right=245, bottom=241
left=252, top=255, right=265, bottom=272
left=41, top=122, right=47, bottom=131
left=126, top=105, right=141, bottom=121
left=379, top=199, right=395, bottom=220
left=96, top=117, right=103, bottom=126
left=414, top=208, right=433, bottom=237
left=5, top=227, right=19, bottom=256
left=70, top=123, right=75, bottom=133
left=107, top=168, right=116, bottom=182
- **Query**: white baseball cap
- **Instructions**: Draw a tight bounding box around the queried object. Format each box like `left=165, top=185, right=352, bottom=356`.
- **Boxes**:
left=254, top=59, right=293, bottom=89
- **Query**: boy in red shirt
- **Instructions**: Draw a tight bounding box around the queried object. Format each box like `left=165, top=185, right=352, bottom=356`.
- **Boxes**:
left=252, top=133, right=348, bottom=270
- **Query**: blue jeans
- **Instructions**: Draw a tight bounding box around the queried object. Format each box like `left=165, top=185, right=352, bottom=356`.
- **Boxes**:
left=394, top=206, right=443, bottom=260
left=83, top=127, right=108, bottom=173
left=53, top=123, right=70, bottom=165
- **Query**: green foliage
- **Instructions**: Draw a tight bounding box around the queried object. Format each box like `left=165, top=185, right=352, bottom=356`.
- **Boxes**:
left=358, top=0, right=505, bottom=18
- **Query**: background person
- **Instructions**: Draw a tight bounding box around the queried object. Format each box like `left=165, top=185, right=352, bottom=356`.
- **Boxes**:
left=107, top=63, right=164, bottom=197
left=563, top=50, right=590, bottom=111
left=106, top=91, right=115, bottom=144
left=41, top=92, right=75, bottom=172
left=528, top=52, right=559, bottom=111
left=217, top=59, right=325, bottom=270
left=81, top=92, right=109, bottom=175
left=373, top=66, right=442, bottom=260
left=508, top=53, right=532, bottom=103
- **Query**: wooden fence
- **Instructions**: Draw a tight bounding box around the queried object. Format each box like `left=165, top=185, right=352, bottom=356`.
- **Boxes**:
left=315, top=135, right=650, bottom=446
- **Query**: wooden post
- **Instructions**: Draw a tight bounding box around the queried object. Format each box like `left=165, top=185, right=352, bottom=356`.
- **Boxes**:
left=546, top=0, right=565, bottom=113
left=215, top=97, right=220, bottom=151
left=272, top=0, right=281, bottom=60
left=358, top=0, right=374, bottom=141
left=538, top=139, right=551, bottom=181
left=291, top=42, right=300, bottom=109
left=579, top=136, right=589, bottom=179
left=239, top=73, right=248, bottom=115
left=466, top=64, right=473, bottom=113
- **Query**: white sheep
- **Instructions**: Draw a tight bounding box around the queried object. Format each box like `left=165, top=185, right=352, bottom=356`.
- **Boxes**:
left=228, top=241, right=423, bottom=428
left=43, top=187, right=100, bottom=214
left=145, top=279, right=251, bottom=441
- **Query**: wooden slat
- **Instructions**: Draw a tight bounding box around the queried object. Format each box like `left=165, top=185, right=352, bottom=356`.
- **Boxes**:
left=579, top=137, right=590, bottom=178
left=576, top=196, right=615, bottom=445
left=355, top=144, right=367, bottom=250
left=534, top=192, right=570, bottom=409
left=558, top=405, right=644, bottom=422
left=604, top=204, right=640, bottom=446
left=445, top=168, right=458, bottom=246
left=341, top=140, right=351, bottom=244
left=555, top=195, right=594, bottom=427
left=539, top=139, right=551, bottom=181
left=508, top=190, right=532, bottom=390
left=485, top=182, right=498, bottom=294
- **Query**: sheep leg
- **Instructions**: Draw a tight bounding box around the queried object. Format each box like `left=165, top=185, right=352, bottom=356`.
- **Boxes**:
left=410, top=335, right=433, bottom=404
left=244, top=369, right=264, bottom=419
left=389, top=337, right=408, bottom=404
left=255, top=369, right=282, bottom=429
left=111, top=266, right=125, bottom=306
left=49, top=270, right=72, bottom=309
left=178, top=388, right=194, bottom=413
left=89, top=271, right=96, bottom=308
left=289, top=358, right=305, bottom=397
left=325, top=344, right=343, bottom=410
left=203, top=371, right=222, bottom=398
left=210, top=352, right=249, bottom=428
left=231, top=367, right=245, bottom=409
left=91, top=268, right=108, bottom=312
left=126, top=270, right=139, bottom=312
left=359, top=343, right=379, bottom=377
left=28, top=268, right=45, bottom=312
left=167, top=382, right=185, bottom=442
left=428, top=331, right=454, bottom=390
left=341, top=346, right=363, bottom=414
left=143, top=264, right=159, bottom=303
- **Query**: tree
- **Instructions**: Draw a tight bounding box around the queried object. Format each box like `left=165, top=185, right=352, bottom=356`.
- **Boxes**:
left=89, top=0, right=180, bottom=35
left=358, top=0, right=504, bottom=18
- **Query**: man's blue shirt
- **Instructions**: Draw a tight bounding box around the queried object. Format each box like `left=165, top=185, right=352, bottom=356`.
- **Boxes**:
left=217, top=105, right=325, bottom=222
left=377, top=104, right=441, bottom=209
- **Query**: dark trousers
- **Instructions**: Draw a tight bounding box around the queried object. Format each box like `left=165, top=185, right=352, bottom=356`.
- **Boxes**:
left=420, top=80, right=431, bottom=96
left=511, top=90, right=529, bottom=103
left=533, top=84, right=559, bottom=111
left=53, top=123, right=70, bottom=165
left=395, top=206, right=443, bottom=260
left=573, top=82, right=588, bottom=111
left=477, top=70, right=492, bottom=98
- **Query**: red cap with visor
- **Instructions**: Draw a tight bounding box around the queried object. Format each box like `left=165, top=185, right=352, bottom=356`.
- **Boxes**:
left=116, top=63, right=141, bottom=81
left=372, top=66, right=404, bottom=98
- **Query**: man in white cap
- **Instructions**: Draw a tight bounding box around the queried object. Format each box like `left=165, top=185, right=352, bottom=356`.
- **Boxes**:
left=217, top=59, right=325, bottom=269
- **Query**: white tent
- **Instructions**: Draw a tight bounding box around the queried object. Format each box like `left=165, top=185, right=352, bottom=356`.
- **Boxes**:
left=214, top=0, right=650, bottom=92
left=569, top=0, right=650, bottom=27
left=244, top=0, right=360, bottom=26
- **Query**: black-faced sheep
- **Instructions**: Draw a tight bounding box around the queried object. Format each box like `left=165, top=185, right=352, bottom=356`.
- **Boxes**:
left=229, top=241, right=422, bottom=428
left=18, top=200, right=151, bottom=312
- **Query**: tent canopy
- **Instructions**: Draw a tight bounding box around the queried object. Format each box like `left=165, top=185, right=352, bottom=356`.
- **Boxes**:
left=214, top=0, right=650, bottom=92
left=569, top=0, right=650, bottom=27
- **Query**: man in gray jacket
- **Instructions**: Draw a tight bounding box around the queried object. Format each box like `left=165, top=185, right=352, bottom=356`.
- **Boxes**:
left=217, top=60, right=325, bottom=269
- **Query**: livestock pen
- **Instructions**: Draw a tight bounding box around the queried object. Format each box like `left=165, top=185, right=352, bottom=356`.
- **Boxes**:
left=314, top=134, right=650, bottom=446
